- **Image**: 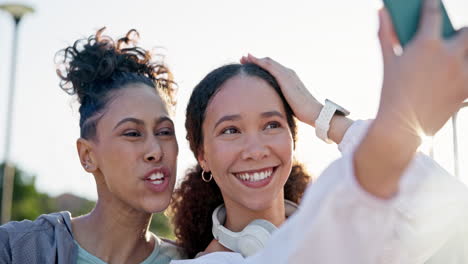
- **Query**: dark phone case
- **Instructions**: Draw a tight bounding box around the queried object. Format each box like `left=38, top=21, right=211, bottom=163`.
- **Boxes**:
left=383, top=0, right=456, bottom=46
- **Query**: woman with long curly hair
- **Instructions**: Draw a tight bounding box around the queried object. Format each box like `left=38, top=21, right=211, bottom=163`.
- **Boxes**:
left=171, top=4, right=468, bottom=264
left=170, top=63, right=315, bottom=259
left=0, top=28, right=185, bottom=263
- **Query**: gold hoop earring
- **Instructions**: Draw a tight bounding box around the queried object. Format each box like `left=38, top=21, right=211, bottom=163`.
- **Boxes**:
left=201, top=170, right=212, bottom=182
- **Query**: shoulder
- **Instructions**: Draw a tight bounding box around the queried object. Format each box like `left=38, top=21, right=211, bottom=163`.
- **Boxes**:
left=0, top=211, right=73, bottom=241
left=0, top=211, right=76, bottom=263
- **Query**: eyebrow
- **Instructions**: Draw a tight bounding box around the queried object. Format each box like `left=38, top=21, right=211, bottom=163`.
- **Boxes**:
left=155, top=116, right=174, bottom=126
left=261, top=111, right=285, bottom=119
left=113, top=116, right=174, bottom=131
left=212, top=111, right=285, bottom=131
left=214, top=114, right=241, bottom=131
left=113, top=117, right=144, bottom=131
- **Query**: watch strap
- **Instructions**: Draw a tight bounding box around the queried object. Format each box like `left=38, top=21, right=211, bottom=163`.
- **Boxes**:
left=315, top=99, right=350, bottom=143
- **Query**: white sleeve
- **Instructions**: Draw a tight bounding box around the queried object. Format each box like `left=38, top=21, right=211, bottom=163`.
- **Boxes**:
left=172, top=121, right=468, bottom=264
left=246, top=131, right=468, bottom=264
left=171, top=252, right=245, bottom=264
left=247, top=153, right=397, bottom=264
left=389, top=154, right=468, bottom=263
left=337, top=119, right=372, bottom=155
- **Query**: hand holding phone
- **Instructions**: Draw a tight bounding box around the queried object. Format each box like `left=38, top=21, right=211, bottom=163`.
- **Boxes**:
left=383, top=0, right=456, bottom=46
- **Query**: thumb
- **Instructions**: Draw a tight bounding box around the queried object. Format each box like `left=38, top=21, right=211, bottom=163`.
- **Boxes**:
left=378, top=8, right=398, bottom=66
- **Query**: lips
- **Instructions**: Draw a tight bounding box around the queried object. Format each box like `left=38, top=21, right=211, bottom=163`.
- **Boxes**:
left=146, top=172, right=165, bottom=185
left=143, top=167, right=171, bottom=192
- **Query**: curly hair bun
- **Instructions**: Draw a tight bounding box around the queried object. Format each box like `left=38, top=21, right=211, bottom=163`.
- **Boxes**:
left=55, top=28, right=176, bottom=139
left=56, top=27, right=175, bottom=105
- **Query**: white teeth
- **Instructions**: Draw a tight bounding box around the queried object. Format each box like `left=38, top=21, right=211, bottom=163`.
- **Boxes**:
left=253, top=173, right=260, bottom=181
left=237, top=169, right=273, bottom=182
left=148, top=172, right=164, bottom=181
left=150, top=180, right=164, bottom=185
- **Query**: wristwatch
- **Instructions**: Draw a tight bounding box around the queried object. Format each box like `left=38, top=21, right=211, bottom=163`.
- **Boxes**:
left=315, top=99, right=350, bottom=143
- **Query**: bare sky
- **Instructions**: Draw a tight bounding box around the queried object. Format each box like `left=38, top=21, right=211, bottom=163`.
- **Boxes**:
left=0, top=0, right=467, bottom=200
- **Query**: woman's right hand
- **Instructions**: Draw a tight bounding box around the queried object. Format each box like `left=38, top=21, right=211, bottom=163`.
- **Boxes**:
left=240, top=54, right=323, bottom=127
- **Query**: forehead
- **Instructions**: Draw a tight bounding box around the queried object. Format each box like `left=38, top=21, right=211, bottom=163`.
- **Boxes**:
left=102, top=84, right=169, bottom=123
left=206, top=75, right=285, bottom=118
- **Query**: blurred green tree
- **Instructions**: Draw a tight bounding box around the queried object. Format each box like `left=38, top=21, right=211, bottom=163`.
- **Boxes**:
left=151, top=212, right=175, bottom=239
left=0, top=163, right=56, bottom=220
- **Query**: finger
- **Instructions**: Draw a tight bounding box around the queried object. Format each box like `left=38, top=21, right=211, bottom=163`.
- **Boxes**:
left=247, top=54, right=285, bottom=76
left=447, top=27, right=468, bottom=96
left=450, top=27, right=468, bottom=56
left=378, top=8, right=397, bottom=64
left=418, top=0, right=442, bottom=40
left=240, top=56, right=249, bottom=64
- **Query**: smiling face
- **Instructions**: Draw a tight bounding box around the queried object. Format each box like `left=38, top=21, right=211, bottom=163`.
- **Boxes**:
left=200, top=75, right=293, bottom=211
left=83, top=84, right=178, bottom=213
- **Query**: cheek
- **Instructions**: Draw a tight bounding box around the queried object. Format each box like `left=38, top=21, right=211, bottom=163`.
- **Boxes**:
left=162, top=140, right=179, bottom=164
left=272, top=132, right=294, bottom=159
left=205, top=140, right=239, bottom=172
left=97, top=141, right=139, bottom=173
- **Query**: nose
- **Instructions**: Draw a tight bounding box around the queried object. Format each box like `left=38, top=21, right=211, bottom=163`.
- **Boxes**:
left=144, top=138, right=163, bottom=163
left=240, top=133, right=270, bottom=161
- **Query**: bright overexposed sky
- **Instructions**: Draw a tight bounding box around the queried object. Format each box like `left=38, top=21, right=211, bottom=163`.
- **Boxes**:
left=0, top=0, right=467, bottom=200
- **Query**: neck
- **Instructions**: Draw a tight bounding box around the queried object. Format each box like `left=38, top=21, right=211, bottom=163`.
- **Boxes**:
left=71, top=190, right=154, bottom=263
left=223, top=192, right=286, bottom=232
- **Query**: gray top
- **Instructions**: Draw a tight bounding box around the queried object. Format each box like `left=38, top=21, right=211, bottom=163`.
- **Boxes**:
left=0, top=211, right=77, bottom=264
left=0, top=212, right=185, bottom=264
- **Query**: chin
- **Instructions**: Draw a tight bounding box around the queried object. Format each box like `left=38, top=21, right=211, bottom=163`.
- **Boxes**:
left=143, top=195, right=172, bottom=213
left=239, top=194, right=279, bottom=212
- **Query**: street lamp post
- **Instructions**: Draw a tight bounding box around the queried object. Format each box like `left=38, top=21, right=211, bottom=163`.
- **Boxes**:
left=452, top=102, right=468, bottom=179
left=0, top=3, right=34, bottom=224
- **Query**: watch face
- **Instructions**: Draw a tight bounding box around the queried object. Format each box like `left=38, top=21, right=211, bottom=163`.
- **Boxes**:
left=325, top=99, right=350, bottom=116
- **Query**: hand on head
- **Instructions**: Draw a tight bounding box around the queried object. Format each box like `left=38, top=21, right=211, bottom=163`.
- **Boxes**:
left=240, top=55, right=323, bottom=127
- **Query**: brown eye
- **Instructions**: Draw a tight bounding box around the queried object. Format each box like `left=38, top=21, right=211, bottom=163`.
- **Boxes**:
left=156, top=128, right=174, bottom=136
left=221, top=127, right=239, bottom=135
left=265, top=121, right=281, bottom=130
left=123, top=130, right=141, bottom=137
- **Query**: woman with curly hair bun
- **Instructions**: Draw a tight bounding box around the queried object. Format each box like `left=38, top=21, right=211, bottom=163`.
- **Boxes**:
left=0, top=28, right=185, bottom=264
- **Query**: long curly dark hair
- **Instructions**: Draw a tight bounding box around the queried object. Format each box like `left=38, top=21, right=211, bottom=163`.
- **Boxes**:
left=170, top=63, right=312, bottom=258
left=55, top=27, right=175, bottom=140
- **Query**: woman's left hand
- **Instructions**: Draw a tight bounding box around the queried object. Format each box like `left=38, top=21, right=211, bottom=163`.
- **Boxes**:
left=241, top=54, right=322, bottom=127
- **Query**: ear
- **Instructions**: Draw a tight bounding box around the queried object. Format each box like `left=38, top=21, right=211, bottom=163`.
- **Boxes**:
left=197, top=149, right=210, bottom=172
left=77, top=138, right=98, bottom=172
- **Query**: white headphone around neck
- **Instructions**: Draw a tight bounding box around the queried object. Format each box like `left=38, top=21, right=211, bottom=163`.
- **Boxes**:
left=211, top=200, right=298, bottom=257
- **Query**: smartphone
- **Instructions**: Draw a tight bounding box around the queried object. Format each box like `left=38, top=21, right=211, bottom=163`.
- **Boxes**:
left=383, top=0, right=456, bottom=46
